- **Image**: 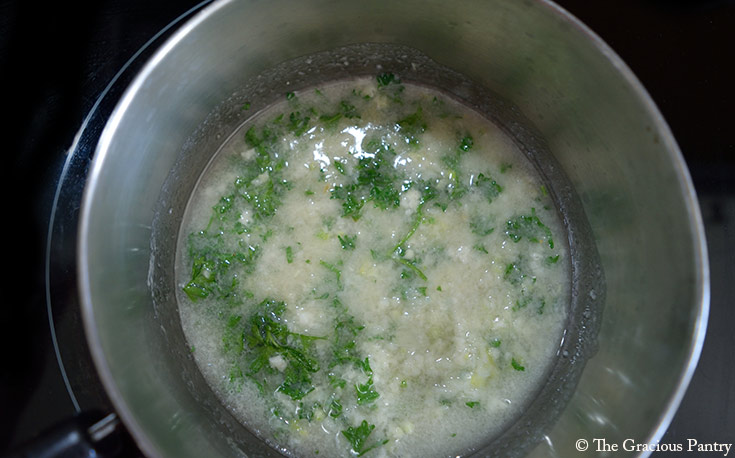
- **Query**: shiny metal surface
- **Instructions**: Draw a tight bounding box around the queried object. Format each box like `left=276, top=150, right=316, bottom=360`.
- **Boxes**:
left=77, top=0, right=709, bottom=457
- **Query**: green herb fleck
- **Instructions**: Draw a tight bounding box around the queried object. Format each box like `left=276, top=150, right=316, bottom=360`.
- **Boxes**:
left=183, top=237, right=259, bottom=302
left=331, top=139, right=402, bottom=220
left=466, top=401, right=480, bottom=408
left=242, top=299, right=325, bottom=401
left=338, top=234, right=357, bottom=251
left=394, top=257, right=427, bottom=281
left=319, top=112, right=343, bottom=128
left=320, top=260, right=343, bottom=288
left=512, top=295, right=545, bottom=314
left=333, top=159, right=347, bottom=175
left=356, top=377, right=380, bottom=405
left=222, top=315, right=244, bottom=355
left=288, top=111, right=311, bottom=136
left=340, top=100, right=359, bottom=118
left=503, top=260, right=529, bottom=286
left=441, top=152, right=468, bottom=201
left=474, top=173, right=503, bottom=203
left=329, top=373, right=347, bottom=389
left=376, top=72, right=405, bottom=103
left=329, top=399, right=343, bottom=418
left=297, top=401, right=320, bottom=421
left=511, top=358, right=526, bottom=371
left=505, top=208, right=554, bottom=249
left=341, top=420, right=388, bottom=457
left=376, top=72, right=398, bottom=87
left=473, top=244, right=488, bottom=254
left=331, top=304, right=366, bottom=367
left=228, top=365, right=243, bottom=385
left=459, top=135, right=474, bottom=152
left=396, top=107, right=427, bottom=145
left=285, top=246, right=294, bottom=264
left=213, top=194, right=235, bottom=214
left=469, top=215, right=495, bottom=236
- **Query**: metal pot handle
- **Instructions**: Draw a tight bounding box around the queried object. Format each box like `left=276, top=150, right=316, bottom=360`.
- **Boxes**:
left=4, top=412, right=126, bottom=458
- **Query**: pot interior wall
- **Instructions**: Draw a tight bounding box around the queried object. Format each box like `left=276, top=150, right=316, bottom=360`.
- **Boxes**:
left=78, top=1, right=707, bottom=457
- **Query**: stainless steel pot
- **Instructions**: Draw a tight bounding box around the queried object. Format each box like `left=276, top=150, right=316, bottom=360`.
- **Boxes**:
left=78, top=0, right=709, bottom=457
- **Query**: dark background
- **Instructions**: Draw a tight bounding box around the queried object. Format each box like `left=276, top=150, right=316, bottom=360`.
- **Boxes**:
left=2, top=0, right=733, bottom=455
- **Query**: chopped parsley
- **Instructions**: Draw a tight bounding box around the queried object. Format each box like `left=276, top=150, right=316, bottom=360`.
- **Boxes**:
left=356, top=376, right=380, bottom=405
left=183, top=235, right=259, bottom=303
left=469, top=215, right=495, bottom=236
left=320, top=260, right=343, bottom=289
left=180, top=74, right=568, bottom=457
left=288, top=110, right=311, bottom=136
left=376, top=72, right=399, bottom=87
left=459, top=135, right=474, bottom=152
left=511, top=358, right=526, bottom=372
left=333, top=159, right=347, bottom=175
left=513, top=295, right=546, bottom=314
left=241, top=299, right=325, bottom=400
left=503, top=260, right=531, bottom=286
left=341, top=420, right=388, bottom=457
left=396, top=107, right=427, bottom=145
left=474, top=172, right=503, bottom=203
left=330, top=139, right=402, bottom=220
left=285, top=246, right=294, bottom=264
left=376, top=72, right=404, bottom=102
left=505, top=208, right=555, bottom=249
left=329, top=399, right=343, bottom=418
left=337, top=234, right=357, bottom=250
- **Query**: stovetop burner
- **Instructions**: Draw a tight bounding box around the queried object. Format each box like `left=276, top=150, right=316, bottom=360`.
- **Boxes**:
left=44, top=0, right=213, bottom=417
left=3, top=0, right=733, bottom=456
left=3, top=1, right=211, bottom=453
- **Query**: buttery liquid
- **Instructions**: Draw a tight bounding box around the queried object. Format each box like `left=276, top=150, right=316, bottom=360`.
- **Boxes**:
left=177, top=76, right=569, bottom=457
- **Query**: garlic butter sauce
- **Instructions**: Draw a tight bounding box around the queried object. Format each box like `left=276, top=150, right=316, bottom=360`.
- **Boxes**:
left=176, top=76, right=569, bottom=458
